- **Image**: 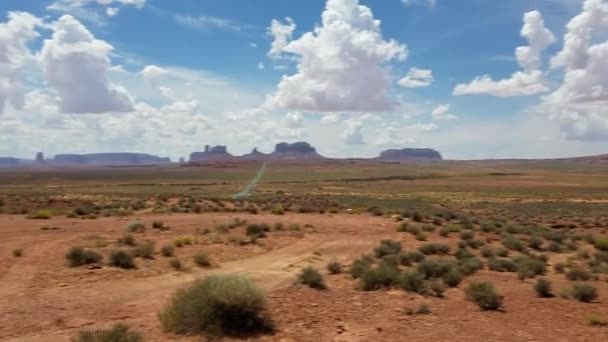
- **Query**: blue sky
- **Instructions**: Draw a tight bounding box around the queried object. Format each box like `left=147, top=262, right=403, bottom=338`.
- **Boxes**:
left=0, top=0, right=607, bottom=160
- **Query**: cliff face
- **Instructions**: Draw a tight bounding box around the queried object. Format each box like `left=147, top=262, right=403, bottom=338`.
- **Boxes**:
left=377, top=148, right=443, bottom=161
left=189, top=145, right=233, bottom=162
left=52, top=153, right=171, bottom=165
left=270, top=142, right=324, bottom=160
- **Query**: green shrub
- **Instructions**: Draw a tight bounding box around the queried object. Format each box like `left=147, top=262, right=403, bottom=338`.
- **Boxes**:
left=118, top=234, right=136, bottom=246
left=442, top=268, right=464, bottom=287
left=459, top=257, right=483, bottom=275
left=27, top=209, right=53, bottom=219
left=488, top=257, right=517, bottom=272
left=419, top=243, right=450, bottom=255
left=127, top=220, right=145, bottom=233
left=271, top=204, right=284, bottom=215
left=152, top=221, right=166, bottom=229
left=415, top=232, right=428, bottom=241
left=398, top=270, right=426, bottom=294
left=528, top=236, right=544, bottom=250
left=593, top=237, right=608, bottom=251
left=407, top=303, right=431, bottom=315
left=74, top=323, right=143, bottom=342
left=586, top=314, right=608, bottom=326
left=380, top=254, right=400, bottom=268
left=407, top=251, right=426, bottom=263
left=417, top=258, right=456, bottom=279
left=439, top=227, right=450, bottom=237
left=460, top=231, right=474, bottom=241
left=161, top=245, right=175, bottom=257
left=12, top=248, right=23, bottom=257
left=502, top=235, right=526, bottom=252
left=133, top=243, right=155, bottom=259
left=548, top=242, right=562, bottom=253
left=465, top=282, right=503, bottom=310
left=427, top=279, right=446, bottom=297
left=169, top=258, right=182, bottom=271
left=349, top=257, right=372, bottom=279
left=66, top=247, right=102, bottom=267
left=110, top=250, right=135, bottom=269
left=534, top=278, right=553, bottom=298
left=359, top=264, right=399, bottom=291
left=193, top=252, right=211, bottom=267
left=572, top=284, right=598, bottom=303
left=374, top=240, right=402, bottom=258
left=566, top=268, right=592, bottom=281
left=246, top=224, right=268, bottom=239
left=481, top=246, right=496, bottom=258
left=159, top=275, right=272, bottom=336
left=327, top=260, right=342, bottom=274
left=514, top=255, right=546, bottom=278
left=296, top=267, right=326, bottom=290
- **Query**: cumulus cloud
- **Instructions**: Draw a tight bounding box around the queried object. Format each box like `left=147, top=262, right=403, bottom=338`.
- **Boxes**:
left=398, top=67, right=433, bottom=88
left=140, top=65, right=169, bottom=83
left=265, top=0, right=407, bottom=112
left=267, top=17, right=296, bottom=58
left=431, top=104, right=457, bottom=120
left=283, top=111, right=303, bottom=128
left=540, top=0, right=608, bottom=141
left=0, top=12, right=43, bottom=114
left=41, top=15, right=134, bottom=113
left=454, top=10, right=554, bottom=97
left=48, top=0, right=145, bottom=22
left=342, top=120, right=364, bottom=144
left=453, top=70, right=549, bottom=97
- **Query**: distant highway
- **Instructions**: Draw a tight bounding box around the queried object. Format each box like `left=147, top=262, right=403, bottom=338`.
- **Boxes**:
left=233, top=162, right=266, bottom=199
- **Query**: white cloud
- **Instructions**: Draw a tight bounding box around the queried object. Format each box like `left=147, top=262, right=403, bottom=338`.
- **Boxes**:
left=398, top=67, right=433, bottom=88
left=174, top=14, right=243, bottom=32
left=267, top=17, right=296, bottom=58
left=431, top=104, right=457, bottom=120
left=342, top=119, right=365, bottom=144
left=540, top=0, right=608, bottom=141
left=106, top=7, right=119, bottom=17
left=265, top=0, right=407, bottom=112
left=283, top=111, right=303, bottom=129
left=0, top=12, right=43, bottom=114
left=320, top=112, right=342, bottom=124
left=516, top=11, right=555, bottom=71
left=453, top=70, right=549, bottom=97
left=140, top=65, right=169, bottom=83
left=454, top=10, right=554, bottom=97
left=40, top=15, right=134, bottom=113
left=401, top=0, right=437, bottom=8
left=257, top=62, right=265, bottom=70
left=48, top=0, right=145, bottom=22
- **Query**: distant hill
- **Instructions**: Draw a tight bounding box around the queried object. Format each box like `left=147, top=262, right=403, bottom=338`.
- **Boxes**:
left=52, top=153, right=171, bottom=166
left=377, top=148, right=443, bottom=161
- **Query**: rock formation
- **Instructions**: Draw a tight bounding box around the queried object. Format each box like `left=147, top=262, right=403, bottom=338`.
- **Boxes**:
left=0, top=157, right=19, bottom=166
left=270, top=142, right=324, bottom=160
left=189, top=145, right=233, bottom=162
left=377, top=148, right=442, bottom=161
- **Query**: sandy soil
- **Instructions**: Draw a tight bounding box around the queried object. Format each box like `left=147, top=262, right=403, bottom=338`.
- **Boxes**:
left=1, top=213, right=608, bottom=341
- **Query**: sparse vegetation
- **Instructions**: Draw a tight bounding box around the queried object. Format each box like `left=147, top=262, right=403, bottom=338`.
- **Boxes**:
left=66, top=247, right=102, bottom=267
left=296, top=266, right=326, bottom=290
left=571, top=284, right=598, bottom=303
left=109, top=250, right=135, bottom=269
left=534, top=278, right=553, bottom=298
left=465, top=282, right=503, bottom=311
left=158, top=275, right=273, bottom=336
left=193, top=252, right=211, bottom=267
left=161, top=245, right=174, bottom=257
left=326, top=260, right=342, bottom=274
left=74, top=323, right=143, bottom=342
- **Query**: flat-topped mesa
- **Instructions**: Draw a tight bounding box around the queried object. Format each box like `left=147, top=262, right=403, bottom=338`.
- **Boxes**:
left=377, top=148, right=443, bottom=161
left=189, top=145, right=233, bottom=162
left=271, top=141, right=324, bottom=160
left=0, top=157, right=20, bottom=166
left=242, top=147, right=270, bottom=160
left=52, top=153, right=171, bottom=166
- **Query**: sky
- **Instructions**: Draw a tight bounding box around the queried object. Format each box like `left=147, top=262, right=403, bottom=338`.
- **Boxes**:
left=0, top=0, right=607, bottom=161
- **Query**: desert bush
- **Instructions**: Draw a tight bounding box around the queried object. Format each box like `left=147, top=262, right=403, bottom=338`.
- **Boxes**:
left=380, top=254, right=400, bottom=268
left=593, top=237, right=608, bottom=251
left=161, top=244, right=174, bottom=257
left=528, top=236, right=544, bottom=250
left=465, top=282, right=503, bottom=310
left=412, top=211, right=423, bottom=223
left=27, top=209, right=53, bottom=219
left=74, top=323, right=143, bottom=342
left=459, top=257, right=484, bottom=275
left=296, top=267, right=326, bottom=290
left=118, top=234, right=136, bottom=246
left=407, top=251, right=426, bottom=263
left=349, top=257, right=372, bottom=279
left=534, top=278, right=553, bottom=298
left=455, top=248, right=474, bottom=260
left=502, top=235, right=526, bottom=252
left=12, top=248, right=23, bottom=257
left=461, top=231, right=474, bottom=241
left=488, top=257, right=518, bottom=273
left=159, top=275, right=272, bottom=336
left=415, top=232, right=428, bottom=241
left=110, top=250, right=135, bottom=269
left=327, top=260, right=342, bottom=274
left=566, top=268, right=592, bottom=281
left=127, top=220, right=145, bottom=233
left=193, top=252, right=211, bottom=267
left=417, top=258, right=456, bottom=279
left=374, top=240, right=402, bottom=258
left=548, top=242, right=562, bottom=253
left=427, top=279, right=447, bottom=297
left=271, top=204, right=284, bottom=215
left=133, top=243, right=155, bottom=259
left=442, top=268, right=464, bottom=287
left=66, top=247, right=102, bottom=267
left=173, top=238, right=184, bottom=247
left=407, top=303, right=432, bottom=315
left=169, top=258, right=182, bottom=271
left=422, top=224, right=436, bottom=232
left=439, top=227, right=450, bottom=237
left=183, top=236, right=193, bottom=245
left=572, top=284, right=599, bottom=303
left=419, top=243, right=450, bottom=255
left=481, top=246, right=495, bottom=258
left=398, top=270, right=426, bottom=294
left=514, top=255, right=546, bottom=278
left=246, top=224, right=268, bottom=239
left=586, top=314, right=608, bottom=326
left=360, top=264, right=399, bottom=291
